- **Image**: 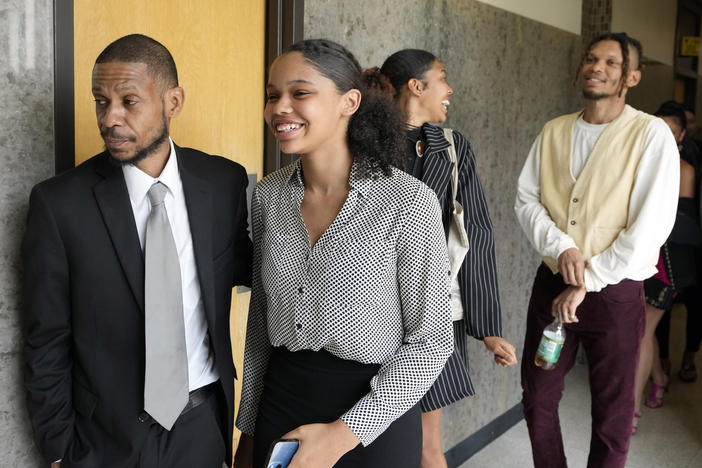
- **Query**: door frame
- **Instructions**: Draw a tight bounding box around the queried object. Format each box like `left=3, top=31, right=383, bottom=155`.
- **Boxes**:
left=53, top=1, right=75, bottom=174
left=265, top=0, right=305, bottom=175
left=53, top=0, right=304, bottom=175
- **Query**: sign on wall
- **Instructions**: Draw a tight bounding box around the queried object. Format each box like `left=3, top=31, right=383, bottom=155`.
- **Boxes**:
left=681, top=36, right=700, bottom=56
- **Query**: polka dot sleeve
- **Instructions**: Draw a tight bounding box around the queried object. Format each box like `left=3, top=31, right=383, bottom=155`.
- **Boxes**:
left=340, top=181, right=453, bottom=445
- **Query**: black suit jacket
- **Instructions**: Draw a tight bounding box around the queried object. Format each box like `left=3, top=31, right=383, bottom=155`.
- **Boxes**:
left=22, top=145, right=253, bottom=467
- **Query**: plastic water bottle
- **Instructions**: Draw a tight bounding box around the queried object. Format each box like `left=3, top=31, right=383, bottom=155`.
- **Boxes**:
left=534, top=318, right=565, bottom=370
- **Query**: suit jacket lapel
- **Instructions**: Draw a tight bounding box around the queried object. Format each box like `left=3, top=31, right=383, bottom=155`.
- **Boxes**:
left=93, top=154, right=145, bottom=313
left=176, top=146, right=216, bottom=330
left=421, top=125, right=454, bottom=203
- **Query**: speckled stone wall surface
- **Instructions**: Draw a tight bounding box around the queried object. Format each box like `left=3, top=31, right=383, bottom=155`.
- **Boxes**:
left=304, top=0, right=583, bottom=451
left=0, top=0, right=54, bottom=465
left=581, top=0, right=611, bottom=45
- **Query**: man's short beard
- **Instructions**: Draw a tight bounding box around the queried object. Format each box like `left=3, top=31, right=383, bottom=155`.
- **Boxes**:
left=582, top=89, right=609, bottom=101
left=107, top=122, right=169, bottom=167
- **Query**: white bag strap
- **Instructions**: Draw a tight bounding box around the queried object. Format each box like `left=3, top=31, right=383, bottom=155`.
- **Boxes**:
left=442, top=128, right=470, bottom=249
left=442, top=128, right=469, bottom=321
left=443, top=128, right=459, bottom=206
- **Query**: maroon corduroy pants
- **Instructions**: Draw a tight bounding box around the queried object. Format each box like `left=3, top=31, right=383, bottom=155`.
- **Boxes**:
left=521, top=265, right=645, bottom=468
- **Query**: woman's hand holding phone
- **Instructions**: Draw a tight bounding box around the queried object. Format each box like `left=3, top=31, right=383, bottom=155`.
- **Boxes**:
left=264, top=439, right=299, bottom=468
left=283, top=419, right=360, bottom=468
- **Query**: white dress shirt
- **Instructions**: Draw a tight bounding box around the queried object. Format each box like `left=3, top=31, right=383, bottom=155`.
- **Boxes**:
left=122, top=138, right=218, bottom=391
left=515, top=114, right=680, bottom=292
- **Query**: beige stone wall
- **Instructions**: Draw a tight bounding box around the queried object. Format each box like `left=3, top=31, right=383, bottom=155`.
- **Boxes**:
left=612, top=0, right=677, bottom=66
left=609, top=0, right=677, bottom=115
left=628, top=64, right=676, bottom=114
left=477, top=0, right=582, bottom=34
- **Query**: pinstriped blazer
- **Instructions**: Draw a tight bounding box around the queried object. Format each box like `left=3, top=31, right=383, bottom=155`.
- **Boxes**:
left=418, top=123, right=502, bottom=339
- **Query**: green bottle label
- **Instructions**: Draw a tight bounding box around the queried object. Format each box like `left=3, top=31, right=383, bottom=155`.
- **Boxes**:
left=536, top=332, right=564, bottom=363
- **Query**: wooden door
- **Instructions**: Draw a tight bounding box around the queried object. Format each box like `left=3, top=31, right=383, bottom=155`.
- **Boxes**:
left=72, top=0, right=265, bottom=452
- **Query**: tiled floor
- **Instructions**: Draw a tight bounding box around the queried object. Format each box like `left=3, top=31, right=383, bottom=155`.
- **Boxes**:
left=461, top=306, right=702, bottom=468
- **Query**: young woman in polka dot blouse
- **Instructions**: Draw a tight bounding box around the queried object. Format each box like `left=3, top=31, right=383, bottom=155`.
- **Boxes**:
left=234, top=39, right=454, bottom=468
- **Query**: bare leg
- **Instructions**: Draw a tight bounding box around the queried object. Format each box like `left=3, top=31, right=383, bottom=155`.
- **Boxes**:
left=650, top=337, right=669, bottom=386
left=679, top=286, right=700, bottom=382
left=633, top=304, right=667, bottom=422
left=421, top=409, right=447, bottom=468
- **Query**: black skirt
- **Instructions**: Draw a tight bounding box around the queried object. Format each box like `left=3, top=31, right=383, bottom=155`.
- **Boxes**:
left=252, top=347, right=422, bottom=468
left=645, top=242, right=698, bottom=309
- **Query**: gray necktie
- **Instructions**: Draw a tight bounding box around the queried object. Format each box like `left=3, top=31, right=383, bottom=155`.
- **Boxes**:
left=144, top=181, right=189, bottom=430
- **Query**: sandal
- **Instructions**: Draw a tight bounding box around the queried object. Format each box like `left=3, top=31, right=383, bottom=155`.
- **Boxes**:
left=644, top=382, right=668, bottom=408
left=679, top=363, right=697, bottom=383
left=632, top=412, right=642, bottom=435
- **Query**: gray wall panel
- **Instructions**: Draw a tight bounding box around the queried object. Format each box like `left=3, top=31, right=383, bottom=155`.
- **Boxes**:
left=0, top=0, right=54, bottom=465
left=304, top=0, right=582, bottom=451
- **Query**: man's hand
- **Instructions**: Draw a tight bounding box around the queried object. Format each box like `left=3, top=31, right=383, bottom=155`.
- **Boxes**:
left=557, top=247, right=585, bottom=287
left=233, top=433, right=253, bottom=468
left=284, top=419, right=360, bottom=468
left=552, top=285, right=586, bottom=323
left=483, top=337, right=518, bottom=367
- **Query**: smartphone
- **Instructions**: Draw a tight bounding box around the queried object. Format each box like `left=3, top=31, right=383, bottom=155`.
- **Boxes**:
left=263, top=438, right=299, bottom=468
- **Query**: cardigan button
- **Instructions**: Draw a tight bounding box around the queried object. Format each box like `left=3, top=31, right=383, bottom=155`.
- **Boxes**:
left=572, top=198, right=579, bottom=203
left=570, top=220, right=576, bottom=225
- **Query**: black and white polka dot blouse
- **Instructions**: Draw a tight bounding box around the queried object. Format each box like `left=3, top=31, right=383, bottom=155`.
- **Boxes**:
left=236, top=160, right=454, bottom=446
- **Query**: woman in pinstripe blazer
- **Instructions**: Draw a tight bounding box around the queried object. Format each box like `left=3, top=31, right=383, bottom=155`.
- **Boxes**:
left=366, top=50, right=518, bottom=468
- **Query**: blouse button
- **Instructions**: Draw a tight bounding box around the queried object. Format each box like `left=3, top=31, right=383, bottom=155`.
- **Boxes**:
left=570, top=220, right=576, bottom=225
left=572, top=198, right=579, bottom=203
left=296, top=323, right=302, bottom=330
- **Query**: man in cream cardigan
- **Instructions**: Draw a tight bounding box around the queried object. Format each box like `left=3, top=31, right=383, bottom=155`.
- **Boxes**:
left=515, top=32, right=679, bottom=468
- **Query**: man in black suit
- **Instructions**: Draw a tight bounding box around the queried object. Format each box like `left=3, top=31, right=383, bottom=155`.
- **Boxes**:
left=23, top=34, right=252, bottom=467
